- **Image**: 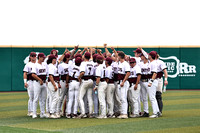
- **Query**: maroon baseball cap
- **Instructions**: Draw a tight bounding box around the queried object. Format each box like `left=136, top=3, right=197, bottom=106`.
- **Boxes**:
left=93, top=54, right=98, bottom=60
left=106, top=57, right=113, bottom=64
left=96, top=55, right=103, bottom=60
left=48, top=54, right=56, bottom=60
left=29, top=52, right=36, bottom=57
left=149, top=51, right=157, bottom=58
left=84, top=52, right=91, bottom=58
left=134, top=48, right=142, bottom=53
left=75, top=53, right=82, bottom=58
left=51, top=49, right=58, bottom=57
left=75, top=57, right=82, bottom=64
left=65, top=53, right=70, bottom=59
left=129, top=58, right=136, bottom=63
left=38, top=53, right=46, bottom=58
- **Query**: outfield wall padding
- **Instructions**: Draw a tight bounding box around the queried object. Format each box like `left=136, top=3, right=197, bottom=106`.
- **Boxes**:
left=0, top=47, right=199, bottom=91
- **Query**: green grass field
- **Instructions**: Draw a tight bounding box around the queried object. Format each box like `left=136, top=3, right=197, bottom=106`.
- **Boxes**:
left=0, top=90, right=200, bottom=133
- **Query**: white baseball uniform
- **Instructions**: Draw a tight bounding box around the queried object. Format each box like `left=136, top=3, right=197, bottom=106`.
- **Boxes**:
left=127, top=64, right=141, bottom=115
left=117, top=60, right=130, bottom=115
left=105, top=65, right=115, bottom=116
left=57, top=62, right=69, bottom=114
left=139, top=60, right=160, bottom=115
left=31, top=62, right=48, bottom=116
left=23, top=62, right=35, bottom=114
left=79, top=61, right=94, bottom=115
left=96, top=63, right=107, bottom=116
left=48, top=63, right=60, bottom=114
left=67, top=62, right=80, bottom=115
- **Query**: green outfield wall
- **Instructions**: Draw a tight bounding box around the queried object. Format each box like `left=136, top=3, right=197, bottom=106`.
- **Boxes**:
left=0, top=47, right=199, bottom=91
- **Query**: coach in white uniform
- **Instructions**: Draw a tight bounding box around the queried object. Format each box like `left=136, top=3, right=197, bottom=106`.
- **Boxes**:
left=78, top=52, right=94, bottom=118
left=117, top=52, right=130, bottom=119
left=23, top=52, right=36, bottom=117
left=31, top=53, right=48, bottom=118
left=127, top=58, right=141, bottom=118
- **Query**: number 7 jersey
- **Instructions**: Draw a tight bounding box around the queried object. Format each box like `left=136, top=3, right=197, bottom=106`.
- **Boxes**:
left=68, top=62, right=81, bottom=79
left=80, top=61, right=94, bottom=76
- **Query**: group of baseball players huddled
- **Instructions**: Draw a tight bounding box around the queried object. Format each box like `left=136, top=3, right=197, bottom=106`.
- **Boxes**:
left=23, top=44, right=168, bottom=119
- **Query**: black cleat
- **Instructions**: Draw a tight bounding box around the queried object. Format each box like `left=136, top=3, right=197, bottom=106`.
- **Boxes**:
left=141, top=112, right=149, bottom=117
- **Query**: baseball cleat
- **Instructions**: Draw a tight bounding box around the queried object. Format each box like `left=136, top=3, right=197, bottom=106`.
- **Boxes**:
left=141, top=112, right=149, bottom=117
left=56, top=113, right=61, bottom=118
left=77, top=114, right=87, bottom=119
left=45, top=112, right=50, bottom=118
left=130, top=114, right=140, bottom=118
left=72, top=114, right=78, bottom=119
left=118, top=114, right=128, bottom=119
left=50, top=114, right=58, bottom=119
left=157, top=112, right=162, bottom=117
left=32, top=114, right=37, bottom=119
left=66, top=114, right=71, bottom=119
left=40, top=113, right=48, bottom=118
left=149, top=114, right=158, bottom=118
left=97, top=115, right=107, bottom=119
left=27, top=112, right=33, bottom=117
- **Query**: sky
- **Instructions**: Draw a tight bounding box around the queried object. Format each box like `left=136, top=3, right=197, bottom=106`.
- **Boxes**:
left=0, top=0, right=200, bottom=47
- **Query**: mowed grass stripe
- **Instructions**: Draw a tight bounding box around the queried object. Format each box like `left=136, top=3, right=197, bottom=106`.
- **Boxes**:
left=10, top=109, right=200, bottom=131
left=0, top=92, right=27, bottom=96
left=0, top=105, right=27, bottom=112
left=0, top=98, right=27, bottom=103
left=139, top=126, right=200, bottom=133
left=0, top=94, right=28, bottom=100
left=163, top=103, right=200, bottom=111
left=0, top=125, right=56, bottom=133
left=163, top=95, right=200, bottom=100
left=0, top=101, right=27, bottom=108
left=164, top=98, right=200, bottom=105
left=56, top=116, right=200, bottom=133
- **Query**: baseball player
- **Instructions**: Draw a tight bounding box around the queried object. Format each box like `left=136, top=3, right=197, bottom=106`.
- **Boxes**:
left=93, top=55, right=107, bottom=119
left=105, top=57, right=115, bottom=118
left=31, top=53, right=48, bottom=118
left=155, top=53, right=168, bottom=114
left=139, top=49, right=161, bottom=118
left=116, top=51, right=130, bottom=119
left=92, top=53, right=99, bottom=117
left=47, top=54, right=61, bottom=118
left=127, top=58, right=141, bottom=118
left=57, top=53, right=70, bottom=117
left=78, top=52, right=94, bottom=118
left=23, top=52, right=36, bottom=117
left=66, top=57, right=82, bottom=118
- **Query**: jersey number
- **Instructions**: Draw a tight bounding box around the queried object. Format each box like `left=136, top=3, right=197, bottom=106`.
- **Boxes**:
left=88, top=67, right=92, bottom=75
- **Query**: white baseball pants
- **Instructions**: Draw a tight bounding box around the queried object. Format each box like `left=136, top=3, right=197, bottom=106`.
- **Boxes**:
left=140, top=80, right=160, bottom=115
left=67, top=80, right=80, bottom=114
left=78, top=79, right=94, bottom=114
left=128, top=84, right=140, bottom=115
left=106, top=83, right=115, bottom=115
left=97, top=81, right=107, bottom=116
left=48, top=82, right=59, bottom=114
left=27, top=80, right=34, bottom=113
left=157, top=77, right=163, bottom=93
left=33, top=81, right=47, bottom=115
left=113, top=81, right=121, bottom=113
left=57, top=80, right=67, bottom=113
left=92, top=81, right=99, bottom=115
left=117, top=80, right=129, bottom=115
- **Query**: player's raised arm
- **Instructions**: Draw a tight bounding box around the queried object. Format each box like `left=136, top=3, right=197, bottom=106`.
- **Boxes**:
left=138, top=47, right=149, bottom=59
left=58, top=48, right=69, bottom=64
left=110, top=47, right=118, bottom=62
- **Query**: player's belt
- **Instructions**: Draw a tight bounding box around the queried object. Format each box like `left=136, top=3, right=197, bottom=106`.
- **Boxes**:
left=117, top=74, right=125, bottom=80
left=128, top=78, right=137, bottom=84
left=27, top=74, right=34, bottom=81
left=38, top=75, right=47, bottom=80
left=69, top=76, right=79, bottom=82
left=100, top=78, right=106, bottom=82
left=156, top=72, right=163, bottom=79
left=61, top=74, right=67, bottom=80
left=82, top=76, right=92, bottom=80
left=48, top=76, right=60, bottom=82
left=108, top=79, right=114, bottom=84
